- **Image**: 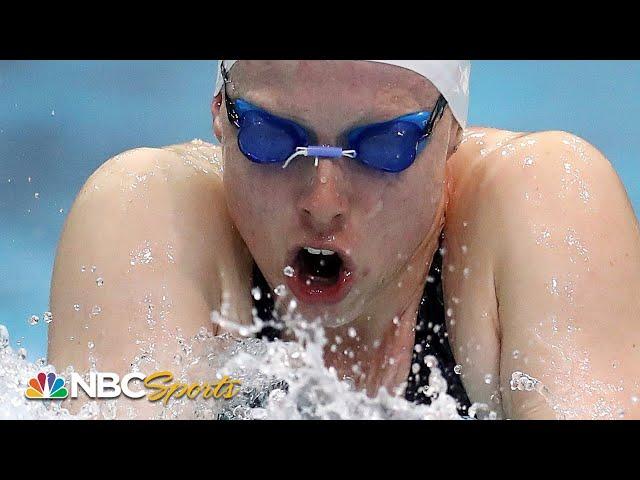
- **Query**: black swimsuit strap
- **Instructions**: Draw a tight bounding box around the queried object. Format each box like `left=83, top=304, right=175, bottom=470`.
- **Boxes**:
left=250, top=245, right=471, bottom=414
left=404, top=244, right=471, bottom=414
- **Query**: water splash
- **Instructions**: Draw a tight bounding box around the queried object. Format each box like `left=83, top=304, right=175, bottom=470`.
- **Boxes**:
left=0, top=329, right=75, bottom=419
left=209, top=314, right=464, bottom=420
left=0, top=306, right=471, bottom=420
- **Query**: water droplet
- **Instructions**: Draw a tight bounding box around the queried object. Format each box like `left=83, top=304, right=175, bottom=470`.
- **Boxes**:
left=412, top=363, right=421, bottom=374
left=101, top=401, right=118, bottom=420
left=468, top=402, right=493, bottom=420
left=96, top=277, right=104, bottom=287
left=73, top=304, right=80, bottom=311
left=27, top=176, right=32, bottom=183
left=34, top=192, right=40, bottom=199
left=510, top=371, right=539, bottom=392
left=454, top=364, right=462, bottom=374
left=631, top=395, right=638, bottom=404
left=424, top=355, right=437, bottom=368
left=59, top=208, right=64, bottom=214
left=28, top=315, right=39, bottom=326
left=36, top=357, right=47, bottom=368
left=342, top=376, right=355, bottom=390
left=91, top=265, right=97, bottom=273
left=283, top=266, right=295, bottom=277
left=251, top=287, right=262, bottom=301
left=274, top=285, right=287, bottom=296
left=88, top=341, right=95, bottom=349
left=484, top=373, right=493, bottom=384
left=81, top=265, right=86, bottom=273
left=347, top=327, right=357, bottom=338
left=0, top=325, right=9, bottom=349
left=91, top=305, right=102, bottom=316
left=512, top=350, right=520, bottom=359
left=51, top=109, right=55, bottom=116
left=79, top=402, right=99, bottom=419
left=320, top=176, right=327, bottom=184
left=18, top=347, right=27, bottom=359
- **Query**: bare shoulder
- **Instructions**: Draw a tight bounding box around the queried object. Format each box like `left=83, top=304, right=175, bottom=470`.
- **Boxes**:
left=448, top=127, right=630, bottom=225
left=78, top=140, right=223, bottom=199
left=53, top=139, right=237, bottom=300
left=447, top=125, right=639, bottom=285
left=443, top=127, right=640, bottom=417
left=49, top=141, right=253, bottom=376
left=62, top=141, right=231, bottom=282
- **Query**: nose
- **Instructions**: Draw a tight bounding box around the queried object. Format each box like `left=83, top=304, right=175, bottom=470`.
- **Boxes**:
left=297, top=159, right=348, bottom=234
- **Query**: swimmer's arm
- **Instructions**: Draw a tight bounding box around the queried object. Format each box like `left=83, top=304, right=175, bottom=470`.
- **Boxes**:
left=48, top=146, right=251, bottom=417
left=490, top=132, right=640, bottom=419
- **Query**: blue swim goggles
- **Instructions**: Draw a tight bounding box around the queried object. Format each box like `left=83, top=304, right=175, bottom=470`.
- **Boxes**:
left=221, top=64, right=448, bottom=173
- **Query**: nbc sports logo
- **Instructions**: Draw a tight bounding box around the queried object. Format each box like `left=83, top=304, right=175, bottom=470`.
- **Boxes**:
left=25, top=372, right=69, bottom=399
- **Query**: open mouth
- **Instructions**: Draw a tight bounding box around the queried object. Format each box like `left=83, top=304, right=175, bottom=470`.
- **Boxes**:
left=287, top=246, right=354, bottom=305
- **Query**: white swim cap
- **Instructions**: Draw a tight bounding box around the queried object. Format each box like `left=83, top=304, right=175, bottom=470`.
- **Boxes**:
left=214, top=60, right=470, bottom=128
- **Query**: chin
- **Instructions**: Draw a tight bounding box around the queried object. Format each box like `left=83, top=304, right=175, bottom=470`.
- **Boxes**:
left=285, top=299, right=361, bottom=330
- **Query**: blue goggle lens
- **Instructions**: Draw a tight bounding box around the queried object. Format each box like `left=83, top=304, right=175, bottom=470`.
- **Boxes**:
left=349, top=121, right=423, bottom=173
left=237, top=110, right=308, bottom=164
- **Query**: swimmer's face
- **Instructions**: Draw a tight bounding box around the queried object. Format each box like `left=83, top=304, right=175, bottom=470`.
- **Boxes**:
left=214, top=60, right=460, bottom=326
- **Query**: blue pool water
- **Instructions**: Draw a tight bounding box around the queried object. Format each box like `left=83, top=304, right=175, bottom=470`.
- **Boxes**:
left=1, top=60, right=639, bottom=360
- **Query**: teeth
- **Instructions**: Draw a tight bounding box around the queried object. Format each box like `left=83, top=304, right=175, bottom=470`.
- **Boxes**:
left=304, top=247, right=336, bottom=256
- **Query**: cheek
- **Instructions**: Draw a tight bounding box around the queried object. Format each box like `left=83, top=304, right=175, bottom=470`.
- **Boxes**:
left=224, top=155, right=295, bottom=251
left=224, top=157, right=263, bottom=245
left=353, top=162, right=444, bottom=256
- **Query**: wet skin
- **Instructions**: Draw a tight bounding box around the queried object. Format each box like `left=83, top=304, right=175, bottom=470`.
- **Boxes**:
left=49, top=61, right=640, bottom=419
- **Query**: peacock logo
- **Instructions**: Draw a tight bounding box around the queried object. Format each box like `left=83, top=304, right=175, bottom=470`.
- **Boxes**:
left=25, top=371, right=69, bottom=399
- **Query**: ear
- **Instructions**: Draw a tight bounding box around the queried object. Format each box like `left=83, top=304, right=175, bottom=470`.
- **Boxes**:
left=211, top=92, right=223, bottom=142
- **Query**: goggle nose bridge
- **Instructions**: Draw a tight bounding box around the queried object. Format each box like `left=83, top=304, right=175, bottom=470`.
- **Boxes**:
left=282, top=146, right=357, bottom=169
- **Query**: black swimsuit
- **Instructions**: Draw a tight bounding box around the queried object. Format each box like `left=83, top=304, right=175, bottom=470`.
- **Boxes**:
left=251, top=243, right=471, bottom=415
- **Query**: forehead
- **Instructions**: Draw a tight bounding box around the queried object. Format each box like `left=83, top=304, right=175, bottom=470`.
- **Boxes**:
left=228, top=60, right=441, bottom=121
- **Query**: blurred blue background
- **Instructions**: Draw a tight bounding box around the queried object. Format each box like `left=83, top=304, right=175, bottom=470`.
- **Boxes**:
left=1, top=60, right=639, bottom=361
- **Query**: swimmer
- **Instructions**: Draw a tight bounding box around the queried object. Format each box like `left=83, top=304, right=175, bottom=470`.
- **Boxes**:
left=48, top=61, right=640, bottom=419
